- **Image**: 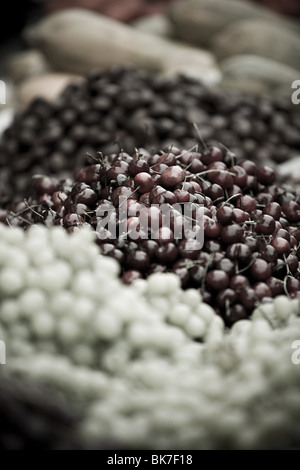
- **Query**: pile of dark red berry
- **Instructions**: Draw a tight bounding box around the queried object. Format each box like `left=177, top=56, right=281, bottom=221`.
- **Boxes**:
left=1, top=65, right=300, bottom=205
left=3, top=143, right=300, bottom=326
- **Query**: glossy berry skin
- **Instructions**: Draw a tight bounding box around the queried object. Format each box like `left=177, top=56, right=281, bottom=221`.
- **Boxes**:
left=253, top=282, right=272, bottom=299
left=239, top=288, right=258, bottom=312
left=128, top=158, right=149, bottom=176
left=231, top=165, right=247, bottom=187
left=239, top=160, right=257, bottom=176
left=226, top=243, right=252, bottom=264
left=232, top=208, right=250, bottom=224
left=266, top=277, right=284, bottom=296
left=271, top=237, right=291, bottom=255
left=255, top=214, right=276, bottom=235
left=215, top=257, right=235, bottom=277
left=122, top=270, right=143, bottom=284
left=225, top=304, right=248, bottom=326
left=160, top=166, right=185, bottom=188
left=203, top=217, right=221, bottom=238
left=134, top=172, right=154, bottom=194
left=206, top=270, right=229, bottom=291
left=230, top=275, right=250, bottom=291
left=282, top=201, right=300, bottom=223
left=220, top=224, right=244, bottom=245
left=263, top=202, right=282, bottom=220
left=126, top=250, right=150, bottom=272
left=201, top=146, right=223, bottom=165
left=256, top=166, right=276, bottom=185
left=238, top=195, right=257, bottom=213
left=250, top=259, right=271, bottom=282
left=155, top=243, right=178, bottom=264
left=216, top=206, right=234, bottom=225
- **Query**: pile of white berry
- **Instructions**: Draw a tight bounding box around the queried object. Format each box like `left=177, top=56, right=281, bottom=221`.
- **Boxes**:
left=1, top=224, right=300, bottom=449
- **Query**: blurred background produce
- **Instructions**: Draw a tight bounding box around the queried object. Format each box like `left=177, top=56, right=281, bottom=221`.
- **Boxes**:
left=1, top=0, right=300, bottom=107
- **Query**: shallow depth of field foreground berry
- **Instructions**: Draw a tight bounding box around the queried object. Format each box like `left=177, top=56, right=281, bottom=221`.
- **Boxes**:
left=1, top=225, right=300, bottom=449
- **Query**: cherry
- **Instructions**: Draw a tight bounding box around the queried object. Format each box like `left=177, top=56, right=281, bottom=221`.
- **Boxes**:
left=227, top=185, right=242, bottom=199
left=151, top=163, right=168, bottom=174
left=158, top=151, right=177, bottom=166
left=286, top=277, right=300, bottom=297
left=201, top=146, right=223, bottom=165
left=189, top=159, right=205, bottom=174
left=238, top=195, right=257, bottom=213
left=178, top=239, right=201, bottom=259
left=176, top=182, right=195, bottom=194
left=246, top=175, right=259, bottom=192
left=147, top=264, right=167, bottom=275
left=225, top=304, right=248, bottom=326
left=211, top=170, right=234, bottom=189
left=226, top=243, right=252, bottom=264
left=220, top=224, right=244, bottom=244
left=253, top=282, right=272, bottom=299
left=122, top=270, right=143, bottom=284
left=63, top=213, right=83, bottom=228
left=258, top=245, right=278, bottom=264
left=271, top=237, right=291, bottom=255
left=205, top=184, right=224, bottom=202
left=206, top=270, right=229, bottom=291
left=172, top=260, right=190, bottom=287
left=276, top=228, right=290, bottom=241
left=189, top=265, right=205, bottom=286
left=149, top=185, right=167, bottom=204
left=255, top=214, right=276, bottom=235
left=76, top=186, right=98, bottom=207
left=230, top=165, right=247, bottom=187
left=244, top=235, right=259, bottom=252
left=230, top=275, right=250, bottom=291
left=232, top=208, right=250, bottom=224
left=126, top=250, right=150, bottom=271
left=141, top=240, right=159, bottom=257
left=128, top=158, right=149, bottom=176
left=52, top=191, right=68, bottom=209
left=190, top=181, right=202, bottom=193
left=161, top=165, right=185, bottom=188
left=75, top=164, right=101, bottom=184
left=282, top=201, right=300, bottom=223
left=216, top=288, right=237, bottom=309
left=263, top=202, right=282, bottom=220
left=285, top=254, right=299, bottom=273
left=107, top=165, right=127, bottom=183
left=256, top=165, right=276, bottom=185
left=134, top=172, right=154, bottom=194
left=203, top=216, right=221, bottom=238
left=204, top=239, right=222, bottom=253
left=100, top=243, right=124, bottom=263
left=250, top=259, right=271, bottom=281
left=239, top=160, right=257, bottom=176
left=111, top=186, right=138, bottom=207
left=214, top=257, right=235, bottom=277
left=239, top=288, right=258, bottom=312
left=266, top=277, right=284, bottom=296
left=33, top=176, right=59, bottom=196
left=216, top=206, right=234, bottom=225
left=155, top=242, right=178, bottom=264
left=154, top=227, right=174, bottom=244
left=256, top=192, right=274, bottom=205
left=174, top=189, right=190, bottom=203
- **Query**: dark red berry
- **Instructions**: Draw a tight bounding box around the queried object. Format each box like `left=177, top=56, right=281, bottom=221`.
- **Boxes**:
left=206, top=270, right=229, bottom=291
left=250, top=259, right=271, bottom=281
